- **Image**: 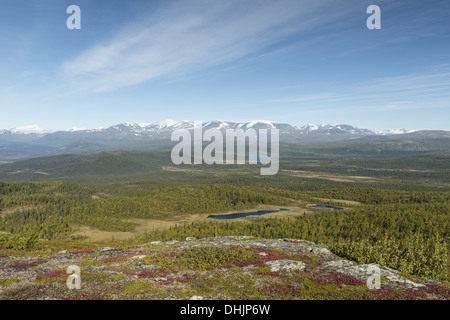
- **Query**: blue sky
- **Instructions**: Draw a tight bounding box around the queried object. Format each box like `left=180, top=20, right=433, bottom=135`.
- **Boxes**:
left=1, top=0, right=450, bottom=131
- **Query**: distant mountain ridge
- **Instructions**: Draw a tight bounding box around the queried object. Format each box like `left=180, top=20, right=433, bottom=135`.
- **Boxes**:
left=1, top=120, right=449, bottom=161
left=0, top=119, right=420, bottom=144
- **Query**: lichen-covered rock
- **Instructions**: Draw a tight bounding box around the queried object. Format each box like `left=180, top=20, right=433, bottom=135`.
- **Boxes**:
left=322, top=259, right=355, bottom=269
left=308, top=247, right=332, bottom=255
left=100, top=247, right=114, bottom=251
left=161, top=240, right=179, bottom=245
left=265, top=259, right=306, bottom=272
left=129, top=255, right=147, bottom=260
left=335, top=263, right=426, bottom=289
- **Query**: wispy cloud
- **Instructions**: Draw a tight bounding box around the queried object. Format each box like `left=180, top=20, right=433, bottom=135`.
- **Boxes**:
left=267, top=68, right=450, bottom=112
left=60, top=0, right=344, bottom=92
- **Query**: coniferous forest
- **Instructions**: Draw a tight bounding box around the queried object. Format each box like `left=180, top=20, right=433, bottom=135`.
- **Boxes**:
left=0, top=150, right=449, bottom=281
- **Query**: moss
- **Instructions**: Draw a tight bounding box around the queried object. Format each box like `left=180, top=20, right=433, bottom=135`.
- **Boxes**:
left=82, top=254, right=100, bottom=259
left=253, top=266, right=272, bottom=273
left=123, top=281, right=152, bottom=295
left=240, top=236, right=260, bottom=241
left=112, top=273, right=126, bottom=281
left=171, top=287, right=198, bottom=299
left=122, top=280, right=167, bottom=299
left=300, top=282, right=340, bottom=299
left=188, top=271, right=262, bottom=299
left=81, top=271, right=114, bottom=286
left=290, top=254, right=322, bottom=267
left=399, top=272, right=425, bottom=282
left=380, top=275, right=389, bottom=282
left=0, top=278, right=20, bottom=287
left=219, top=272, right=261, bottom=299
left=328, top=268, right=337, bottom=272
left=187, top=274, right=220, bottom=297
left=227, top=266, right=240, bottom=272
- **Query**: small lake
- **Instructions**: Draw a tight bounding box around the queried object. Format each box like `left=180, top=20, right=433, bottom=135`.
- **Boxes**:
left=307, top=205, right=343, bottom=211
left=208, top=208, right=289, bottom=220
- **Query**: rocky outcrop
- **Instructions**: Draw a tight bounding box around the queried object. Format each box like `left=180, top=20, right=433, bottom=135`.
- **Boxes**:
left=265, top=259, right=306, bottom=272
left=333, top=263, right=427, bottom=289
left=0, top=236, right=447, bottom=300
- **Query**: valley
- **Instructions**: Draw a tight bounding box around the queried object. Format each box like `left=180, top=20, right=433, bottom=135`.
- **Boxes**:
left=70, top=205, right=309, bottom=241
left=0, top=139, right=449, bottom=300
left=2, top=0, right=450, bottom=305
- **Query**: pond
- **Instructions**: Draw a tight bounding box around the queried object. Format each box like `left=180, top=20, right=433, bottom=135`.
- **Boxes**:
left=208, top=208, right=289, bottom=220
left=307, top=205, right=343, bottom=211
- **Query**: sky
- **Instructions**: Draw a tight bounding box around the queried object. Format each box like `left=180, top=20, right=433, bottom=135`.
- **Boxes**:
left=1, top=0, right=450, bottom=132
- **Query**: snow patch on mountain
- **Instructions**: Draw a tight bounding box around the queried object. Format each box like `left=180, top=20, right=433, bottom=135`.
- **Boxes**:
left=246, top=120, right=277, bottom=128
left=10, top=125, right=47, bottom=134
left=372, top=128, right=417, bottom=135
left=0, top=120, right=423, bottom=138
left=300, top=123, right=319, bottom=131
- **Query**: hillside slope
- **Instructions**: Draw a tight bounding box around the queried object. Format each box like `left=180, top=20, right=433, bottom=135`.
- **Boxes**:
left=0, top=236, right=448, bottom=301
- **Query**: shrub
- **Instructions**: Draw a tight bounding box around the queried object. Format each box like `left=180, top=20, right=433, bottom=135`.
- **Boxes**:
left=137, top=269, right=175, bottom=279
left=137, top=247, right=258, bottom=271
left=425, top=284, right=450, bottom=299
left=0, top=278, right=20, bottom=287
left=36, top=270, right=67, bottom=282
left=258, top=284, right=301, bottom=298
left=330, top=233, right=448, bottom=281
left=0, top=234, right=39, bottom=250
left=9, top=260, right=46, bottom=269
left=176, top=273, right=198, bottom=283
left=316, top=272, right=365, bottom=287
left=369, top=287, right=429, bottom=300
left=180, top=247, right=258, bottom=271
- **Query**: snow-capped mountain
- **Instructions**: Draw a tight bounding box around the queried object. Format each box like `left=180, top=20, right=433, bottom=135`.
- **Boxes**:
left=0, top=120, right=449, bottom=161
left=0, top=125, right=48, bottom=143
left=91, top=120, right=419, bottom=137
left=10, top=125, right=48, bottom=135
left=59, top=120, right=292, bottom=138
left=0, top=125, right=47, bottom=135
left=0, top=120, right=445, bottom=148
left=298, top=123, right=375, bottom=135
left=372, top=128, right=416, bottom=135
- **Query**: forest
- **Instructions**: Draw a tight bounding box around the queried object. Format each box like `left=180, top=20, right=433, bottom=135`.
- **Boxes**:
left=0, top=150, right=449, bottom=281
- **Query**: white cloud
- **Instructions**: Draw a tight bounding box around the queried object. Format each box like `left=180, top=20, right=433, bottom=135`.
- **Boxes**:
left=267, top=69, right=450, bottom=111
left=61, top=0, right=339, bottom=92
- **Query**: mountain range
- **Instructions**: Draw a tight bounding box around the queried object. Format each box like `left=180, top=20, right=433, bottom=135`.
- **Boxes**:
left=0, top=120, right=419, bottom=143
left=1, top=120, right=449, bottom=161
